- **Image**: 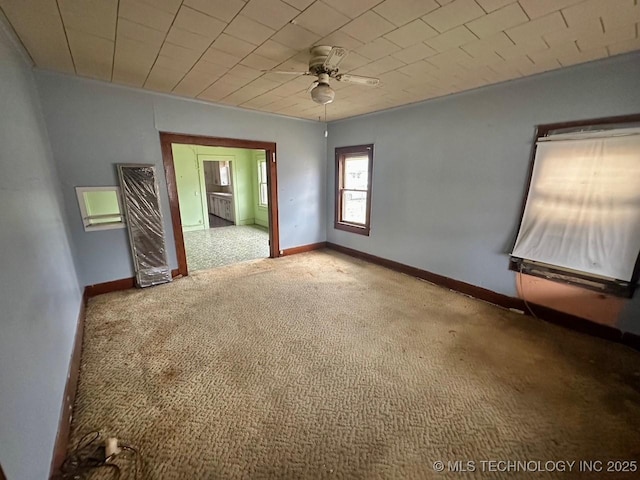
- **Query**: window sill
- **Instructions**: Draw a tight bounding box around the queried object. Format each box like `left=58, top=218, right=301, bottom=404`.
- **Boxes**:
left=509, top=258, right=636, bottom=298
left=334, top=222, right=370, bottom=236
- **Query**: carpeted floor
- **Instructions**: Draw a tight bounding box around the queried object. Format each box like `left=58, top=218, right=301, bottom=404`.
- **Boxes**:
left=70, top=250, right=640, bottom=479
left=183, top=224, right=269, bottom=272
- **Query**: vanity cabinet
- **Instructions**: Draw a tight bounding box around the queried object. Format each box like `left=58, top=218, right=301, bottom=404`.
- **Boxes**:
left=208, top=193, right=234, bottom=223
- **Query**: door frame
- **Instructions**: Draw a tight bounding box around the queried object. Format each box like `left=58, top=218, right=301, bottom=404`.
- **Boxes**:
left=159, top=132, right=280, bottom=276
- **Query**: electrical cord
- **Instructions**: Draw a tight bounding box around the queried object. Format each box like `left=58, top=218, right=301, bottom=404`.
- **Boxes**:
left=519, top=262, right=539, bottom=319
left=52, top=431, right=143, bottom=480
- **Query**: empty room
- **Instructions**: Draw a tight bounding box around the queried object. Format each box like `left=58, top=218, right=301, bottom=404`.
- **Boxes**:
left=1, top=1, right=640, bottom=479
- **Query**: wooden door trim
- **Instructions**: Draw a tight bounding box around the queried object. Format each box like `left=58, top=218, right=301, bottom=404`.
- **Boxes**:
left=159, top=132, right=280, bottom=277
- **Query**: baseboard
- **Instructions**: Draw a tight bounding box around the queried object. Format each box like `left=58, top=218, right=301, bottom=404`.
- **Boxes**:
left=325, top=243, right=640, bottom=352
left=85, top=269, right=181, bottom=298
left=281, top=242, right=327, bottom=256
left=50, top=291, right=86, bottom=478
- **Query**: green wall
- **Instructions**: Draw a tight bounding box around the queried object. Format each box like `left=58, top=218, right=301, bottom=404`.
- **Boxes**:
left=172, top=144, right=267, bottom=231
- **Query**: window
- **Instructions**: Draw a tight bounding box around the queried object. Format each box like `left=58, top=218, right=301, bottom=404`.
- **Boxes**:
left=258, top=159, right=268, bottom=206
left=511, top=116, right=640, bottom=297
left=75, top=186, right=125, bottom=232
left=335, top=145, right=373, bottom=236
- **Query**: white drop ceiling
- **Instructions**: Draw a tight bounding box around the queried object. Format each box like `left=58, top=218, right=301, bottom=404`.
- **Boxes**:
left=1, top=0, right=639, bottom=121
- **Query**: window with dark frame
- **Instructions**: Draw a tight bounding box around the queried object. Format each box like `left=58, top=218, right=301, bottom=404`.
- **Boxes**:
left=510, top=114, right=640, bottom=298
left=335, top=144, right=373, bottom=236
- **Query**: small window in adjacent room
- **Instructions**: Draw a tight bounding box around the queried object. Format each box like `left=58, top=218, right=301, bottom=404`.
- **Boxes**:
left=511, top=117, right=640, bottom=297
left=75, top=186, right=125, bottom=232
left=335, top=144, right=374, bottom=236
left=258, top=159, right=268, bottom=206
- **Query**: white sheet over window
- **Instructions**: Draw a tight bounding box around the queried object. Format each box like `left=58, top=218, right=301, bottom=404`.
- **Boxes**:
left=512, top=132, right=640, bottom=281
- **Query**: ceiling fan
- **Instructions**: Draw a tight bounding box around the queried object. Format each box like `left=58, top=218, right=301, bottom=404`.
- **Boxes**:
left=265, top=46, right=380, bottom=105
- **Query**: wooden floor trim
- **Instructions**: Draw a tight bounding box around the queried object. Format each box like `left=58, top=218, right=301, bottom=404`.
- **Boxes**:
left=281, top=241, right=327, bottom=256
left=49, top=292, right=86, bottom=478
left=85, top=269, right=181, bottom=298
left=325, top=242, right=640, bottom=352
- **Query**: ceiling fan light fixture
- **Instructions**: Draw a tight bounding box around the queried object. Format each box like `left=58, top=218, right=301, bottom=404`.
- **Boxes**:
left=311, top=82, right=335, bottom=105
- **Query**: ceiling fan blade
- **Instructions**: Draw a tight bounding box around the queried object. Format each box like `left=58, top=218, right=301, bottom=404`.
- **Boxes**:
left=307, top=81, right=319, bottom=93
left=323, top=47, right=348, bottom=70
left=335, top=74, right=380, bottom=87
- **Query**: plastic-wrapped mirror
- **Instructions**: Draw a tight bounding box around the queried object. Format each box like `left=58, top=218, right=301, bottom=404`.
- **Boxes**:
left=117, top=164, right=172, bottom=287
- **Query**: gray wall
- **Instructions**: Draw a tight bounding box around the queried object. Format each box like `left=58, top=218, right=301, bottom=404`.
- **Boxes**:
left=326, top=52, right=640, bottom=335
left=35, top=72, right=327, bottom=286
left=0, top=27, right=82, bottom=480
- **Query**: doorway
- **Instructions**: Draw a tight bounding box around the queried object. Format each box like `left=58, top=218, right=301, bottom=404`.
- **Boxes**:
left=160, top=133, right=280, bottom=276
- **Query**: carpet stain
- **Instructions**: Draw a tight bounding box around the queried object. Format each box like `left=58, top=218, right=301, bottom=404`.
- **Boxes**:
left=69, top=250, right=640, bottom=479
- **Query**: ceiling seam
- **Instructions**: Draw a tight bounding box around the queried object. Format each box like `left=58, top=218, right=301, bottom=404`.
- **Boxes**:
left=55, top=0, right=76, bottom=74
left=110, top=0, right=120, bottom=83
left=141, top=0, right=186, bottom=88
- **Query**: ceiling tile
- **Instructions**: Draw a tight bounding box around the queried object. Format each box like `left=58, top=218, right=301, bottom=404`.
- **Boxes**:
left=145, top=64, right=186, bottom=92
left=608, top=36, right=640, bottom=56
left=384, top=19, right=438, bottom=48
left=253, top=40, right=298, bottom=62
left=137, top=0, right=182, bottom=14
left=199, top=76, right=246, bottom=101
left=374, top=0, right=439, bottom=27
left=173, top=69, right=219, bottom=96
left=1, top=0, right=76, bottom=73
left=112, top=36, right=158, bottom=86
left=555, top=45, right=608, bottom=67
left=338, top=51, right=370, bottom=71
left=184, top=0, right=246, bottom=23
left=159, top=42, right=203, bottom=65
left=576, top=22, right=635, bottom=51
left=212, top=34, right=257, bottom=58
left=201, top=47, right=243, bottom=68
left=422, top=0, right=485, bottom=33
left=228, top=64, right=264, bottom=81
left=119, top=0, right=174, bottom=32
left=282, top=0, right=314, bottom=11
left=426, top=25, right=477, bottom=52
left=166, top=26, right=213, bottom=52
left=174, top=6, right=227, bottom=39
left=322, top=0, right=384, bottom=19
left=271, top=23, right=321, bottom=49
left=59, top=0, right=117, bottom=41
left=543, top=17, right=602, bottom=48
left=475, top=0, right=515, bottom=13
left=242, top=0, right=300, bottom=30
left=191, top=59, right=229, bottom=76
left=118, top=18, right=166, bottom=48
left=293, top=2, right=351, bottom=36
left=319, top=31, right=365, bottom=50
left=519, top=0, right=585, bottom=20
left=392, top=42, right=438, bottom=63
left=155, top=53, right=198, bottom=73
left=356, top=37, right=401, bottom=60
left=341, top=11, right=396, bottom=43
left=495, top=35, right=548, bottom=59
left=461, top=32, right=512, bottom=58
left=505, top=12, right=566, bottom=44
left=363, top=55, right=406, bottom=75
left=600, top=1, right=640, bottom=30
left=66, top=28, right=114, bottom=80
left=240, top=53, right=281, bottom=70
left=225, top=15, right=276, bottom=46
left=465, top=3, right=528, bottom=38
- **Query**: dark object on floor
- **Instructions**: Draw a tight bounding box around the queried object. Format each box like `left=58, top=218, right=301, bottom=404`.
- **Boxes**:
left=209, top=214, right=234, bottom=228
left=53, top=431, right=142, bottom=480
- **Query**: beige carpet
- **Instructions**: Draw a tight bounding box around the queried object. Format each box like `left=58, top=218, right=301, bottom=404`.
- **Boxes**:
left=70, top=250, right=640, bottom=479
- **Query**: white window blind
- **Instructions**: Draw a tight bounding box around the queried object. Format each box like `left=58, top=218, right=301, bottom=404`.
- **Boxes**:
left=512, top=130, right=640, bottom=282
